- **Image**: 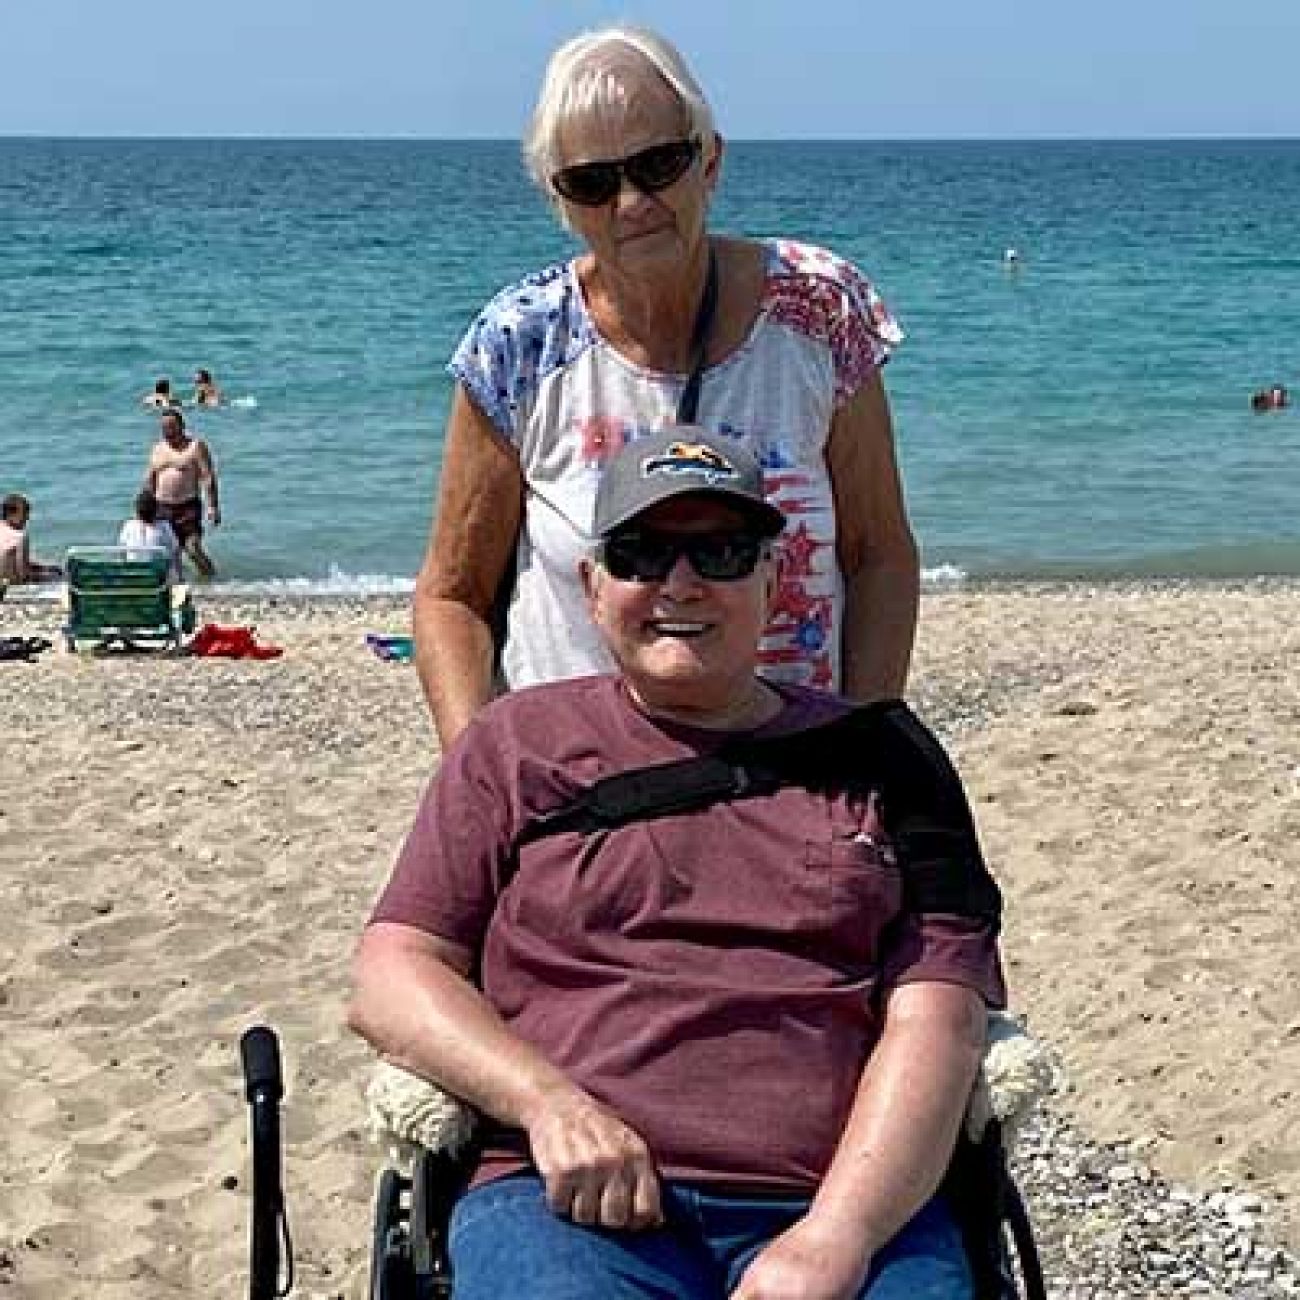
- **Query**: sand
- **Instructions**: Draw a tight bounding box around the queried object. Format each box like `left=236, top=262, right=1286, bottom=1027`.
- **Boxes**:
left=1, top=582, right=1297, bottom=1296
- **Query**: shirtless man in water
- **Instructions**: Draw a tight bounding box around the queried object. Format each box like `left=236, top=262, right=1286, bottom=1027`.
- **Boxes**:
left=145, top=410, right=221, bottom=578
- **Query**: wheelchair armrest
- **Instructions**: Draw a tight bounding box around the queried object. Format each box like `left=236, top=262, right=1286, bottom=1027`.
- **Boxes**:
left=366, top=1060, right=479, bottom=1172
left=965, top=1011, right=1059, bottom=1148
left=364, top=1010, right=1058, bottom=1173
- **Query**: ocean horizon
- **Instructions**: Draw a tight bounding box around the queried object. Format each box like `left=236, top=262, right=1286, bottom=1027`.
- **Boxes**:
left=4, top=136, right=1299, bottom=594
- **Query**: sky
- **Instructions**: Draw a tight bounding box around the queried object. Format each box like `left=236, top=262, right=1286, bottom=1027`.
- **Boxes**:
left=3, top=0, right=1300, bottom=140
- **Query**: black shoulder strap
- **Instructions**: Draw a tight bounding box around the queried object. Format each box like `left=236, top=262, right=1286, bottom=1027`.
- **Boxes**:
left=506, top=701, right=1001, bottom=925
left=515, top=752, right=780, bottom=850
left=676, top=247, right=719, bottom=424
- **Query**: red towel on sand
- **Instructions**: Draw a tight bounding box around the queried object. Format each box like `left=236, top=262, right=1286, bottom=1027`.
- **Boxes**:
left=189, top=623, right=283, bottom=660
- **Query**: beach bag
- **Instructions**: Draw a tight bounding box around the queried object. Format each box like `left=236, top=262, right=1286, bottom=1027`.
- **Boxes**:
left=0, top=635, right=52, bottom=662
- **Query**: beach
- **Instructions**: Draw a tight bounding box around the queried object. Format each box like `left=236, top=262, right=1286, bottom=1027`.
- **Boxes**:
left=1, top=582, right=1298, bottom=1297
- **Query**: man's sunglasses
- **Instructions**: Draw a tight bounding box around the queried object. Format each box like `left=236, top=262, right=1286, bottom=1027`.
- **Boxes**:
left=600, top=529, right=766, bottom=583
left=551, top=138, right=701, bottom=207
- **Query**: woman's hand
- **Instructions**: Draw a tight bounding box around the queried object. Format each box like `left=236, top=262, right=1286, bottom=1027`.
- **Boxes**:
left=524, top=1089, right=664, bottom=1231
left=730, top=1212, right=872, bottom=1300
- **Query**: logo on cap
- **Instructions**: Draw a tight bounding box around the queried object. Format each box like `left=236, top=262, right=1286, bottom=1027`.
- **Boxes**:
left=641, top=442, right=738, bottom=485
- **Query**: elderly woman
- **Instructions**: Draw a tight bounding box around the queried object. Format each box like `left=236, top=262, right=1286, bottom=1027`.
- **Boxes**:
left=413, top=24, right=920, bottom=748
left=353, top=427, right=1003, bottom=1300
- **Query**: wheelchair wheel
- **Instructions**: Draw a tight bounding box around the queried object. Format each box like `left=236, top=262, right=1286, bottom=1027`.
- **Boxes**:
left=369, top=1167, right=416, bottom=1300
left=1003, top=1178, right=1047, bottom=1300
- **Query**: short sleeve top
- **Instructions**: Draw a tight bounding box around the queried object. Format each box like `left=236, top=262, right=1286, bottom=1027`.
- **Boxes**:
left=449, top=240, right=902, bottom=693
left=372, top=676, right=1004, bottom=1192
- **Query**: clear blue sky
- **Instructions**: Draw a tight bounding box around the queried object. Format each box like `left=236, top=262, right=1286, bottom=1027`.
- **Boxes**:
left=4, top=0, right=1299, bottom=139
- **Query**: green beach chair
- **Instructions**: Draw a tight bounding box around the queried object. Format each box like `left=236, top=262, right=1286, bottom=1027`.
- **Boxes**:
left=62, top=546, right=195, bottom=653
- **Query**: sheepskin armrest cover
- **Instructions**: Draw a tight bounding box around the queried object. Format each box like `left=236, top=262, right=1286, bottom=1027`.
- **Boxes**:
left=366, top=1011, right=1057, bottom=1171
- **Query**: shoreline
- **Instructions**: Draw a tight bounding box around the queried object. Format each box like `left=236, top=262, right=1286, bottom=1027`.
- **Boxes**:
left=11, top=570, right=1300, bottom=609
left=2, top=583, right=1298, bottom=1294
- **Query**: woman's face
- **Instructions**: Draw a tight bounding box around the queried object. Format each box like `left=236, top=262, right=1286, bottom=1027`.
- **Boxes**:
left=581, top=497, right=776, bottom=720
left=554, top=66, right=718, bottom=277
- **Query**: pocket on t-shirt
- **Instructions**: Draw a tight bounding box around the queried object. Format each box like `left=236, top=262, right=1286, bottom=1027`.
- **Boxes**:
left=803, top=834, right=903, bottom=966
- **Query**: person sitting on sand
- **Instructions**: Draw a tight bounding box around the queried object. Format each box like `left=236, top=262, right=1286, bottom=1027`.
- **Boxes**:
left=0, top=493, right=62, bottom=587
left=118, top=488, right=182, bottom=581
left=349, top=426, right=1005, bottom=1300
left=191, top=368, right=222, bottom=408
left=144, top=410, right=221, bottom=579
left=142, top=377, right=179, bottom=410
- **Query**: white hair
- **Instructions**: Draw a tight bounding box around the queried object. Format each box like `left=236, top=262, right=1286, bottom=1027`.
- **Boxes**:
left=523, top=25, right=718, bottom=197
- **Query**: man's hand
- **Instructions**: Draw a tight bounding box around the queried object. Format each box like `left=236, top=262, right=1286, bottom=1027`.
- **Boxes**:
left=208, top=504, right=221, bottom=527
left=730, top=1214, right=873, bottom=1300
left=524, top=1091, right=663, bottom=1231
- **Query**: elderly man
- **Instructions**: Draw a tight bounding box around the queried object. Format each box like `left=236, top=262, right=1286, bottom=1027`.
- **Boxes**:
left=0, top=493, right=61, bottom=587
left=349, top=427, right=1004, bottom=1300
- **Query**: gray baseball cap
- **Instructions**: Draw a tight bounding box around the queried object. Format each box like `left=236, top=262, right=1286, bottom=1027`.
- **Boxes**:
left=592, top=426, right=787, bottom=539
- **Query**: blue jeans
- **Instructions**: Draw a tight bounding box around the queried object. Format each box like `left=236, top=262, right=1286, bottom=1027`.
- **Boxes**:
left=449, top=1174, right=972, bottom=1300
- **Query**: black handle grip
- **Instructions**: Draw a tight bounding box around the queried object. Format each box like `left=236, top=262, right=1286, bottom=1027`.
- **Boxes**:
left=241, top=1025, right=283, bottom=1104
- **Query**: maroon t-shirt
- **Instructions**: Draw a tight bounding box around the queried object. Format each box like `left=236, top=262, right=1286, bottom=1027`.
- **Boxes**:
left=371, top=676, right=1005, bottom=1194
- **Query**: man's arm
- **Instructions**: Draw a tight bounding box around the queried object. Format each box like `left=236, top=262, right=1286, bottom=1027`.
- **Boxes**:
left=826, top=371, right=920, bottom=702
left=731, top=981, right=985, bottom=1300
left=197, top=440, right=221, bottom=526
left=348, top=922, right=663, bottom=1230
left=412, top=387, right=524, bottom=749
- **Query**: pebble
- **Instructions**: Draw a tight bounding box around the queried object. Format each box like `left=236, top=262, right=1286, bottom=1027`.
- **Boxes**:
left=1013, top=1108, right=1300, bottom=1298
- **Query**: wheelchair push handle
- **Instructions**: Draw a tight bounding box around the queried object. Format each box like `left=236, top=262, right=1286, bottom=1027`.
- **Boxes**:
left=241, top=1025, right=284, bottom=1104
left=240, top=1024, right=293, bottom=1299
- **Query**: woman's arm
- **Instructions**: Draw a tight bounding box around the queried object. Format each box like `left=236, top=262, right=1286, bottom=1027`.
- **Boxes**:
left=732, top=980, right=985, bottom=1300
left=413, top=387, right=524, bottom=749
left=825, top=371, right=920, bottom=702
left=348, top=921, right=663, bottom=1230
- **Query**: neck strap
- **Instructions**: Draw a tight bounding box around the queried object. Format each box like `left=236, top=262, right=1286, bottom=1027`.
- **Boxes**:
left=676, top=246, right=719, bottom=424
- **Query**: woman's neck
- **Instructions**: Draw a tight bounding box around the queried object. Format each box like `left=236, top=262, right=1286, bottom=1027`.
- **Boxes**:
left=579, top=240, right=712, bottom=372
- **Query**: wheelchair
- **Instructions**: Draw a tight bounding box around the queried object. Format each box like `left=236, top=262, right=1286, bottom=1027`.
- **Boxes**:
left=366, top=1124, right=1046, bottom=1300
left=239, top=1027, right=1046, bottom=1300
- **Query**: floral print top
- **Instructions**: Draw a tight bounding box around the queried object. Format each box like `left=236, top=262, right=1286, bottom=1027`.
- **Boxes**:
left=449, top=239, right=902, bottom=691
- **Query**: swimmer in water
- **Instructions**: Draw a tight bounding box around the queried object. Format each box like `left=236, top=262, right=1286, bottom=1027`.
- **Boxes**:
left=192, top=368, right=223, bottom=408
left=1251, top=384, right=1289, bottom=412
left=142, top=377, right=180, bottom=410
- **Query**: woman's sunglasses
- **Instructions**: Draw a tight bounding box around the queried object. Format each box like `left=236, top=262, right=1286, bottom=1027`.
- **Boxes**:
left=551, top=138, right=701, bottom=207
left=600, top=529, right=766, bottom=583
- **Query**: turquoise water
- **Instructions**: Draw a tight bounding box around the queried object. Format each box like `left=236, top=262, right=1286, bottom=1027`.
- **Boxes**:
left=4, top=137, right=1300, bottom=590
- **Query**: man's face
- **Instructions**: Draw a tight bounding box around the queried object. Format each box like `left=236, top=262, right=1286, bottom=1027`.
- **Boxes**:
left=160, top=415, right=184, bottom=445
left=581, top=496, right=776, bottom=716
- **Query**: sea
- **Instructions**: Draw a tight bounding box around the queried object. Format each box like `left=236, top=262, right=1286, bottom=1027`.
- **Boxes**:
left=4, top=137, right=1300, bottom=594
